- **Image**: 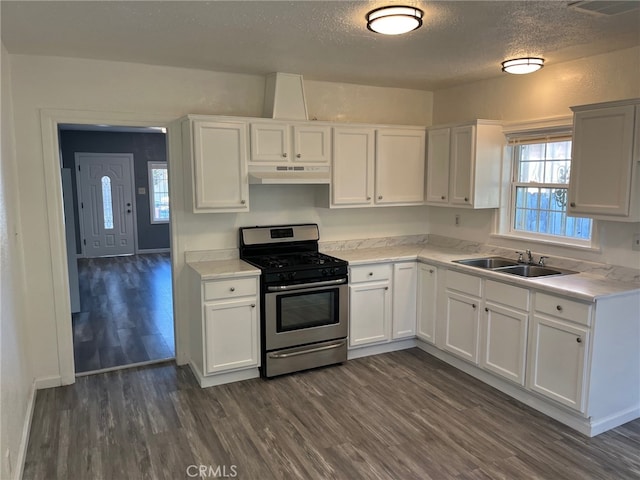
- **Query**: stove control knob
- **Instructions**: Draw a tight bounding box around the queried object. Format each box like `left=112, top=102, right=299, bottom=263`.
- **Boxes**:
left=329, top=268, right=336, bottom=275
left=321, top=269, right=328, bottom=276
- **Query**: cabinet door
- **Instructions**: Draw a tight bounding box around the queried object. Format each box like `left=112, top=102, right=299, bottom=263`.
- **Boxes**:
left=332, top=127, right=375, bottom=206
left=528, top=314, right=589, bottom=412
left=204, top=298, right=259, bottom=374
left=443, top=289, right=480, bottom=363
left=392, top=263, right=417, bottom=339
left=450, top=125, right=475, bottom=206
left=349, top=282, right=391, bottom=347
left=426, top=128, right=451, bottom=204
left=250, top=123, right=289, bottom=162
left=568, top=105, right=636, bottom=216
left=375, top=129, right=426, bottom=204
left=482, top=302, right=528, bottom=385
left=417, top=264, right=437, bottom=344
left=293, top=125, right=331, bottom=163
left=192, top=120, right=249, bottom=211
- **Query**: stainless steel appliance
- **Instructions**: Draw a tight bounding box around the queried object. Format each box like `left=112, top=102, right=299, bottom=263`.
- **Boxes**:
left=239, top=224, right=348, bottom=378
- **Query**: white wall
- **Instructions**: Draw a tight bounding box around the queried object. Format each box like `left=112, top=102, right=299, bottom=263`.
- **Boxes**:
left=8, top=54, right=433, bottom=382
left=0, top=44, right=33, bottom=480
left=430, top=46, right=640, bottom=267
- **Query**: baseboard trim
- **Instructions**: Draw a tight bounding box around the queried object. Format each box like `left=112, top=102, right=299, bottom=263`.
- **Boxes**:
left=188, top=361, right=260, bottom=388
left=34, top=375, right=62, bottom=390
left=15, top=381, right=37, bottom=480
left=136, top=248, right=170, bottom=254
left=590, top=406, right=640, bottom=436
left=348, top=338, right=417, bottom=360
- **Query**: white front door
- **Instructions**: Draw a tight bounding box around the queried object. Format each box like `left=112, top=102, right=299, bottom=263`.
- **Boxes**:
left=76, top=153, right=136, bottom=257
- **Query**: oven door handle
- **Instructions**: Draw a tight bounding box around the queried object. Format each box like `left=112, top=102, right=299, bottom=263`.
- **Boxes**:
left=266, top=278, right=347, bottom=292
left=267, top=340, right=346, bottom=359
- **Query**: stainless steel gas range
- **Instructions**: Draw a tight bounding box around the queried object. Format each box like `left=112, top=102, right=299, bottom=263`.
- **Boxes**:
left=239, top=224, right=348, bottom=378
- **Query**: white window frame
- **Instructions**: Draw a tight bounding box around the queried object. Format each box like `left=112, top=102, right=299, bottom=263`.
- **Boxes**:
left=148, top=161, right=170, bottom=224
left=494, top=121, right=597, bottom=250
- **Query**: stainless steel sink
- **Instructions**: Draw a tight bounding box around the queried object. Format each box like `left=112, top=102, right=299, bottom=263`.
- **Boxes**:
left=453, top=257, right=519, bottom=269
left=454, top=257, right=577, bottom=278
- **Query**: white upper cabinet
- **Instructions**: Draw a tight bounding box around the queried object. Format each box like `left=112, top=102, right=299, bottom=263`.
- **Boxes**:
left=426, top=120, right=503, bottom=209
left=250, top=122, right=331, bottom=164
left=332, top=127, right=375, bottom=207
left=375, top=128, right=426, bottom=205
left=568, top=99, right=640, bottom=221
left=182, top=117, right=249, bottom=213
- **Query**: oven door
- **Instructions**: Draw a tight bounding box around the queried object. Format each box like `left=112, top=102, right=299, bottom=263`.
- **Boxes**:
left=264, top=278, right=348, bottom=351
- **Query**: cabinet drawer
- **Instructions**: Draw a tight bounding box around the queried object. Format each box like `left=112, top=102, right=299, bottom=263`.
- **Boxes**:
left=446, top=270, right=482, bottom=297
left=203, top=277, right=257, bottom=301
left=486, top=280, right=529, bottom=311
left=350, top=264, right=392, bottom=283
left=535, top=293, right=592, bottom=326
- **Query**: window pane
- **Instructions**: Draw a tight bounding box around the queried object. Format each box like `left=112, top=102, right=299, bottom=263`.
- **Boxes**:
left=101, top=176, right=113, bottom=230
left=149, top=164, right=170, bottom=223
left=513, top=139, right=592, bottom=242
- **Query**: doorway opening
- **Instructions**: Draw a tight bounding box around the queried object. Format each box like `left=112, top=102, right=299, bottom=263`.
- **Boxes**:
left=59, top=125, right=175, bottom=375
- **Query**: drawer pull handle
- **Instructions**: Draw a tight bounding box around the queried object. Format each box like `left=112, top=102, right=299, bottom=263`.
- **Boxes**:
left=230, top=287, right=235, bottom=292
left=576, top=337, right=582, bottom=344
left=556, top=305, right=563, bottom=312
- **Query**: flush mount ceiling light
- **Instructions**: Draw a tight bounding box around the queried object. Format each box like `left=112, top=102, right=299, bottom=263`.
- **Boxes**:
left=366, top=6, right=424, bottom=35
left=501, top=57, right=545, bottom=75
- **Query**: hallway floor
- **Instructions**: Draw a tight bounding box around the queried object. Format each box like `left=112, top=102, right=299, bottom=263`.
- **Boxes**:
left=72, top=253, right=174, bottom=373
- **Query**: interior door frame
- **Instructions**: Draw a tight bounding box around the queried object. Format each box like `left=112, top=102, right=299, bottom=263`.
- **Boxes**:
left=40, top=109, right=181, bottom=386
left=74, top=152, right=138, bottom=258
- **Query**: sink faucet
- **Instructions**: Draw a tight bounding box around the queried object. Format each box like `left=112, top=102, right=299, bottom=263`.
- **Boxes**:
left=516, top=249, right=536, bottom=265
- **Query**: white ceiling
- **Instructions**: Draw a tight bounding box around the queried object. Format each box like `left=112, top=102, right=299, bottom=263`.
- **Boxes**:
left=2, top=1, right=639, bottom=90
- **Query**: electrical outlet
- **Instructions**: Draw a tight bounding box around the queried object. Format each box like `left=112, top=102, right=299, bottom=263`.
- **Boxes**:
left=633, top=233, right=640, bottom=251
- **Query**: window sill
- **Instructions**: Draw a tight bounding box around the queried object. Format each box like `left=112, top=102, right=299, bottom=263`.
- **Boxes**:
left=489, top=232, right=601, bottom=254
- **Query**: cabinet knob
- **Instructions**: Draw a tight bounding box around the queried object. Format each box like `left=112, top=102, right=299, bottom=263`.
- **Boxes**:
left=368, top=272, right=373, bottom=276
left=378, top=195, right=383, bottom=200
left=367, top=196, right=372, bottom=201
left=472, top=304, right=477, bottom=309
left=251, top=304, right=256, bottom=308
left=230, top=287, right=235, bottom=292
left=556, top=305, right=563, bottom=312
left=576, top=337, right=582, bottom=344
left=570, top=202, right=576, bottom=208
left=464, top=197, right=469, bottom=202
left=485, top=307, right=489, bottom=312
left=296, top=153, right=301, bottom=158
left=441, top=196, right=446, bottom=200
left=282, top=153, right=288, bottom=158
left=429, top=269, right=434, bottom=274
left=241, top=199, right=246, bottom=205
left=385, top=287, right=389, bottom=290
left=127, top=209, right=131, bottom=213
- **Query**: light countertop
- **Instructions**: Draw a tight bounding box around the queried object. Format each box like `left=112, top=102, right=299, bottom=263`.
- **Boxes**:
left=187, top=245, right=639, bottom=301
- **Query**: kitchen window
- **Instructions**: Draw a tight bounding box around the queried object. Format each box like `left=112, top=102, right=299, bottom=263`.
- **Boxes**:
left=502, top=128, right=593, bottom=247
left=148, top=162, right=170, bottom=223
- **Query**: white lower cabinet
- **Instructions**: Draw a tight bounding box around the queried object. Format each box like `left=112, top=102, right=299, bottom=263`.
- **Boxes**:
left=188, top=272, right=261, bottom=386
left=442, top=271, right=481, bottom=363
left=349, top=264, right=392, bottom=347
left=527, top=295, right=591, bottom=412
left=392, top=263, right=417, bottom=339
left=481, top=281, right=529, bottom=386
left=417, top=264, right=437, bottom=344
left=204, top=298, right=259, bottom=374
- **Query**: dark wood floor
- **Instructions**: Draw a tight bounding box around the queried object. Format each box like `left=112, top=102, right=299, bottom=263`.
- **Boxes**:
left=73, top=253, right=175, bottom=373
left=24, top=348, right=640, bottom=479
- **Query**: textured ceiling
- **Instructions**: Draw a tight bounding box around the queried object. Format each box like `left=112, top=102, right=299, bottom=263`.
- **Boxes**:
left=1, top=1, right=639, bottom=90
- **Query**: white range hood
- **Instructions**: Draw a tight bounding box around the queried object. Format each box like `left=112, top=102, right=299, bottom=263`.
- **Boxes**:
left=249, top=73, right=331, bottom=185
left=248, top=166, right=330, bottom=185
